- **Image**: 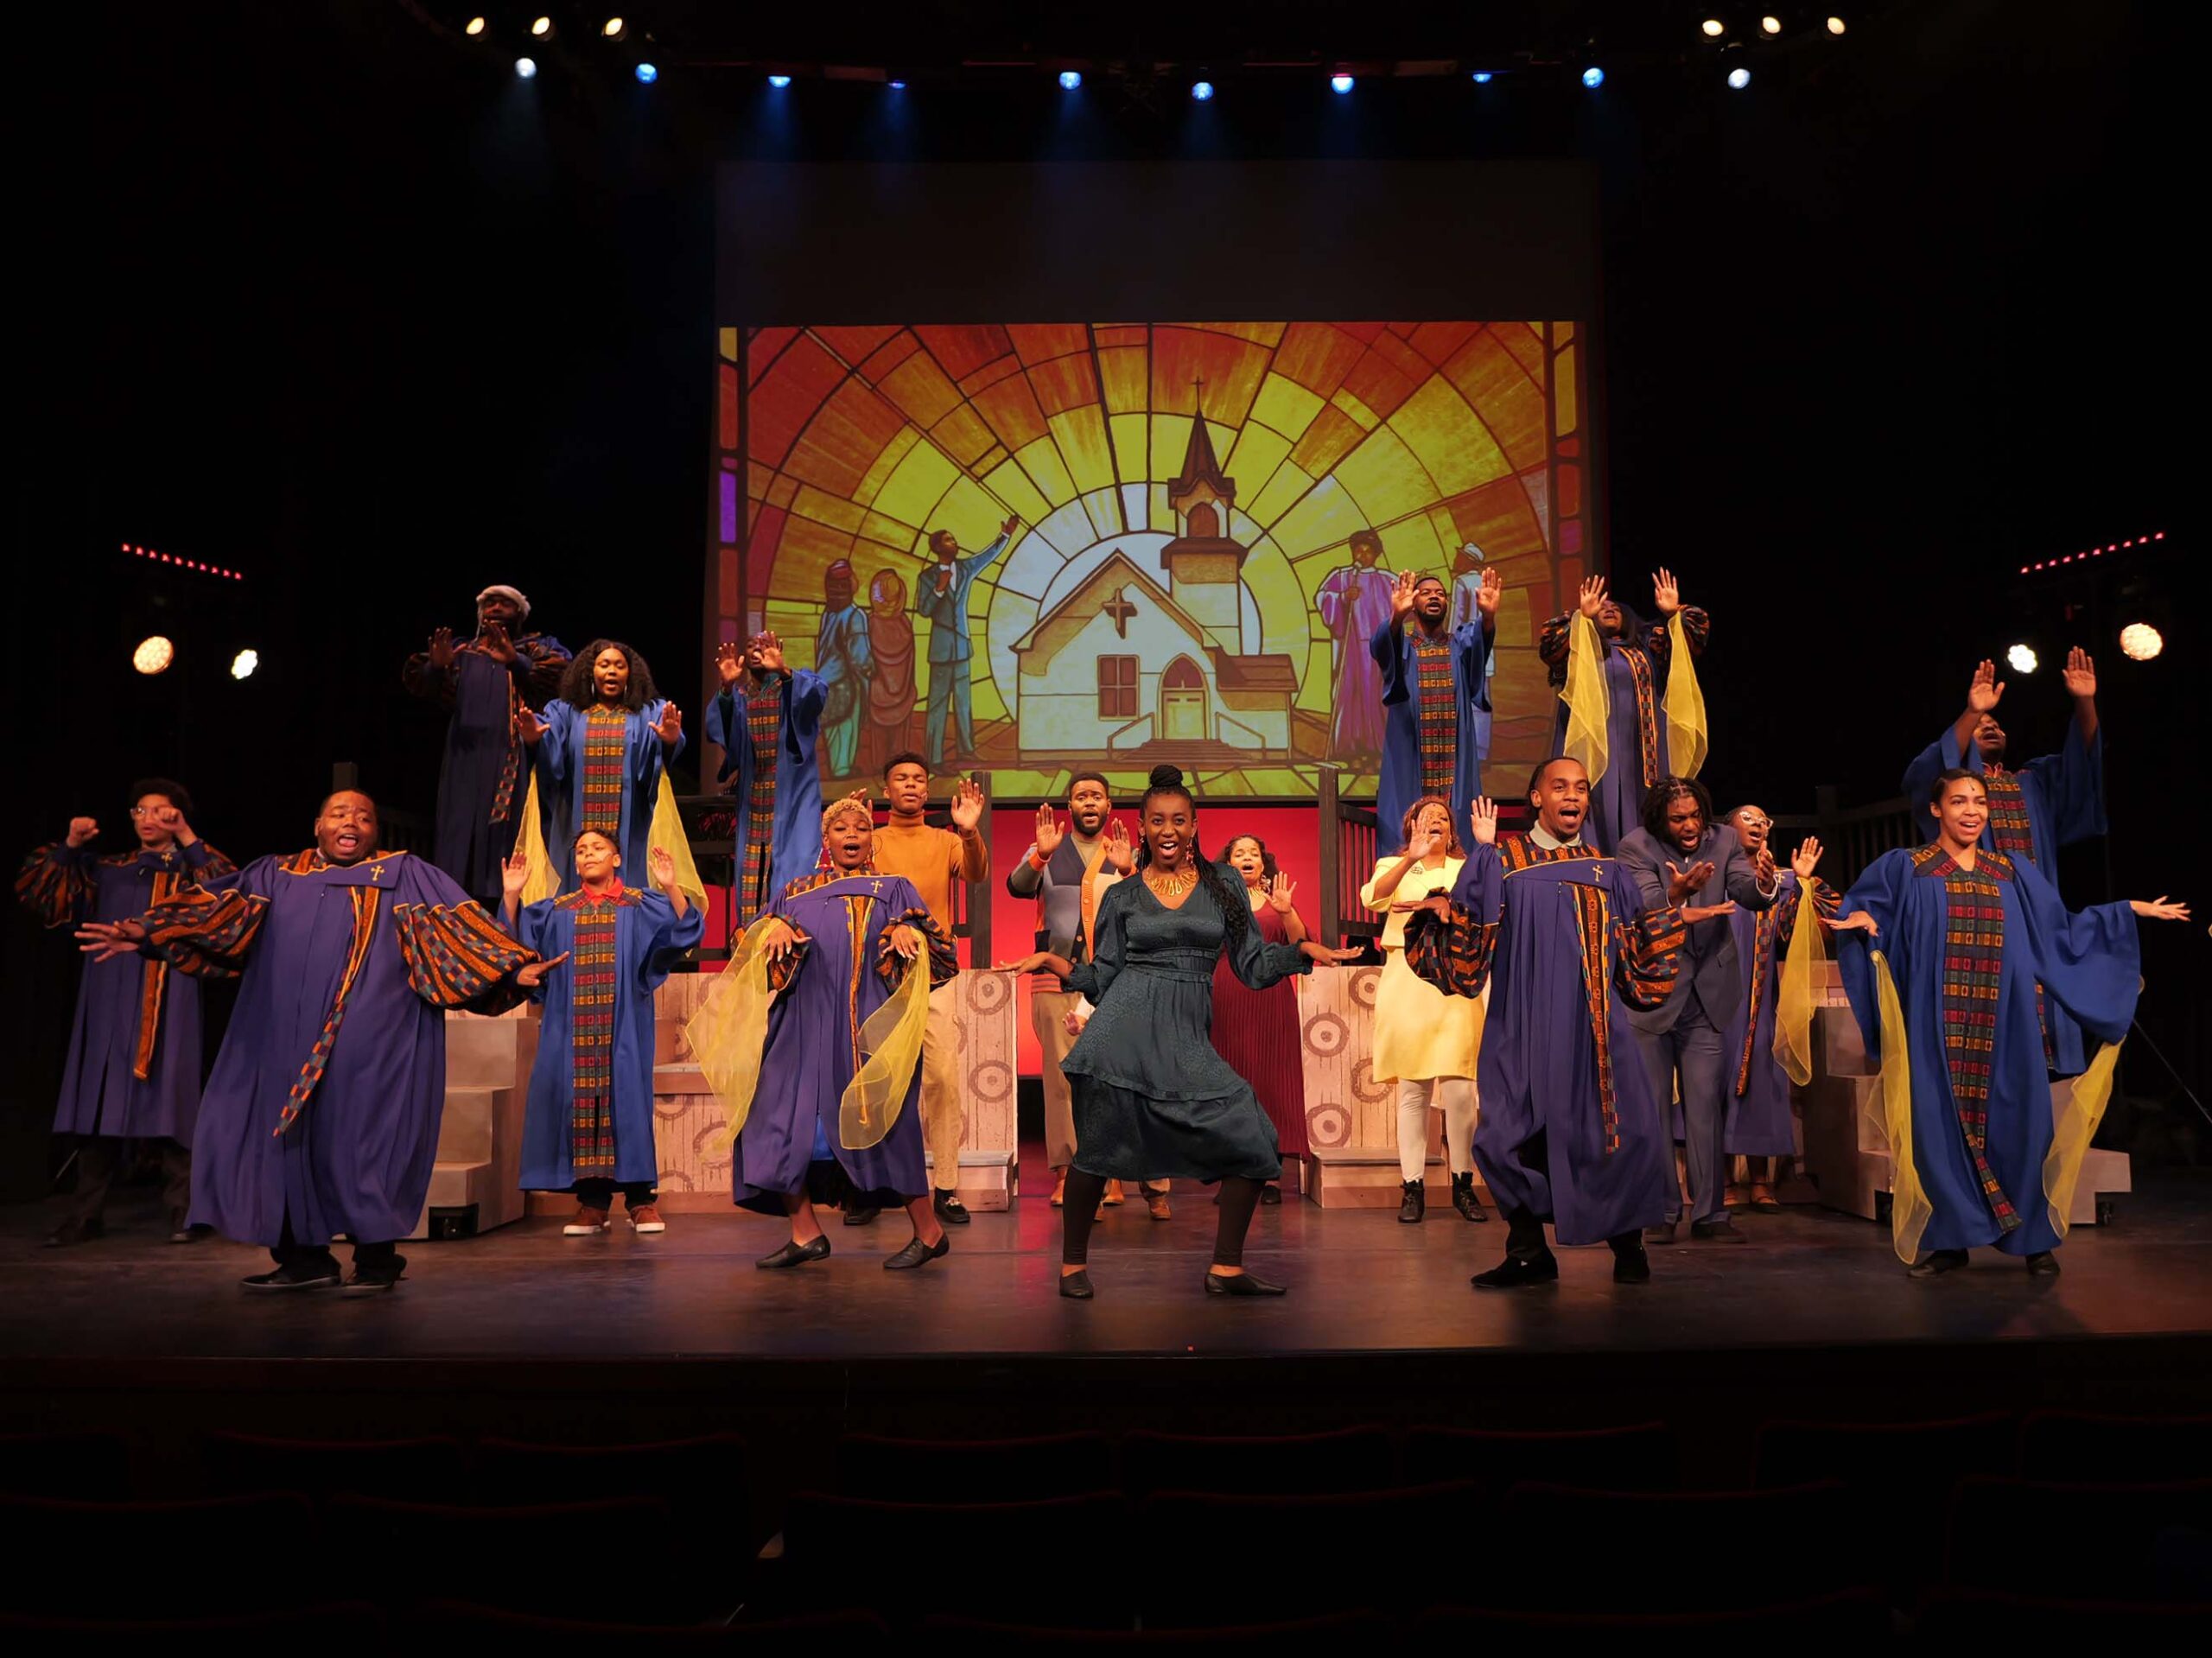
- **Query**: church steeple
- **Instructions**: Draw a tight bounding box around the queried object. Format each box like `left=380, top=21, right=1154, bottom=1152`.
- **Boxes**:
left=1160, top=382, right=1247, bottom=652
left=1167, top=407, right=1235, bottom=512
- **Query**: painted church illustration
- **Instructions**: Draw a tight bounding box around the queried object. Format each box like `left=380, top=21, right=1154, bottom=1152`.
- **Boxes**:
left=1008, top=416, right=1299, bottom=763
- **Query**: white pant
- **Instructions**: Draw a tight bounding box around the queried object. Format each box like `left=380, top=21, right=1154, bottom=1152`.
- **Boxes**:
left=1395, top=1077, right=1477, bottom=1183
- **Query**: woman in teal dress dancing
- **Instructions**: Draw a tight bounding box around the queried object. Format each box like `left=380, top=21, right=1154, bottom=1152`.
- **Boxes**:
left=1032, top=766, right=1358, bottom=1299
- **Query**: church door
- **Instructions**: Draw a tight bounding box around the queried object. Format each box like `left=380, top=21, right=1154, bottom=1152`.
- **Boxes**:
left=1160, top=655, right=1208, bottom=741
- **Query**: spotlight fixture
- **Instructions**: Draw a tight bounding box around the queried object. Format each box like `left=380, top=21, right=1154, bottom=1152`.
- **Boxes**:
left=531, top=15, right=552, bottom=37
left=1827, top=15, right=1847, bottom=34
left=601, top=16, right=626, bottom=39
left=1701, top=18, right=1726, bottom=37
left=635, top=61, right=657, bottom=83
left=1330, top=73, right=1354, bottom=93
left=515, top=56, right=537, bottom=79
left=2005, top=644, right=2039, bottom=675
left=888, top=79, right=906, bottom=90
left=1191, top=78, right=1215, bottom=101
left=133, top=637, right=175, bottom=676
left=464, top=15, right=486, bottom=36
left=768, top=73, right=791, bottom=88
left=1581, top=66, right=1605, bottom=88
left=2119, top=623, right=2164, bottom=662
left=1470, top=71, right=1493, bottom=83
left=231, top=648, right=259, bottom=682
left=1058, top=70, right=1082, bottom=90
left=1728, top=67, right=1751, bottom=88
left=1761, top=14, right=1783, bottom=34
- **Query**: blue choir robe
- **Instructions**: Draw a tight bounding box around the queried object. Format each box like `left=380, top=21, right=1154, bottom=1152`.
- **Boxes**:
left=1370, top=615, right=1491, bottom=848
left=403, top=632, right=571, bottom=898
left=140, top=849, right=532, bottom=1247
left=728, top=872, right=958, bottom=1213
left=533, top=699, right=683, bottom=895
left=1407, top=836, right=1688, bottom=1244
left=514, top=886, right=703, bottom=1191
left=706, top=670, right=827, bottom=926
left=1836, top=845, right=2139, bottom=1258
left=1716, top=872, right=1838, bottom=1155
left=1538, top=607, right=1711, bottom=853
left=1900, top=722, right=2106, bottom=1077
left=16, top=838, right=237, bottom=1141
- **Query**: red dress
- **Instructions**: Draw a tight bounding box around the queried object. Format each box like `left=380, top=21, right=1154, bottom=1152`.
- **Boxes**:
left=1210, top=899, right=1310, bottom=1156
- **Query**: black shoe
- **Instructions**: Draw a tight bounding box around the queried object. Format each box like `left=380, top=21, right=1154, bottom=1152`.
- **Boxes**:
left=1452, top=1172, right=1488, bottom=1223
left=1397, top=1180, right=1425, bottom=1223
left=1611, top=1243, right=1652, bottom=1284
left=168, top=1210, right=208, bottom=1244
left=241, top=1256, right=341, bottom=1292
left=1471, top=1251, right=1560, bottom=1290
left=2024, top=1250, right=2061, bottom=1276
left=1907, top=1248, right=1969, bottom=1278
left=933, top=1191, right=970, bottom=1225
left=757, top=1236, right=831, bottom=1269
left=1059, top=1268, right=1095, bottom=1299
left=1204, top=1268, right=1287, bottom=1297
left=885, top=1234, right=950, bottom=1270
left=342, top=1261, right=407, bottom=1295
left=1259, top=1183, right=1282, bottom=1206
left=42, top=1217, right=105, bottom=1249
left=1643, top=1222, right=1680, bottom=1245
left=842, top=1205, right=880, bottom=1227
left=1690, top=1218, right=1747, bottom=1244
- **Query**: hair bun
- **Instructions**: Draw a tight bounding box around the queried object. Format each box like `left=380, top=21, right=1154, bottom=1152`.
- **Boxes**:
left=1147, top=764, right=1185, bottom=791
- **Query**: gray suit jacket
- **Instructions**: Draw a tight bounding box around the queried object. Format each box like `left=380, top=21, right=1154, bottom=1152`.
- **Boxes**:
left=1615, top=824, right=1780, bottom=1035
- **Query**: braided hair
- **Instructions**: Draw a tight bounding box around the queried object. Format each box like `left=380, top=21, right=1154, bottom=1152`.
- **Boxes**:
left=1639, top=774, right=1713, bottom=844
left=1135, top=765, right=1249, bottom=956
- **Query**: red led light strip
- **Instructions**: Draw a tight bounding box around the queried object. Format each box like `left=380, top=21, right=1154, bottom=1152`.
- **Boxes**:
left=2018, top=530, right=2164, bottom=576
left=124, top=543, right=245, bottom=581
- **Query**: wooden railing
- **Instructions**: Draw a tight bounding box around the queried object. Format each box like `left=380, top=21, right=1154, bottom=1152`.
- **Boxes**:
left=1770, top=788, right=1918, bottom=893
left=1316, top=765, right=1384, bottom=949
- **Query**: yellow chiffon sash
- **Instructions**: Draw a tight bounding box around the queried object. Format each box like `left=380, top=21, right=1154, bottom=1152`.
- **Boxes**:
left=1559, top=612, right=1611, bottom=785
left=512, top=772, right=705, bottom=911
left=840, top=940, right=932, bottom=1151
left=1663, top=610, right=1708, bottom=779
left=2044, top=1039, right=2123, bottom=1242
left=1772, top=886, right=1826, bottom=1088
left=1866, top=951, right=1932, bottom=1263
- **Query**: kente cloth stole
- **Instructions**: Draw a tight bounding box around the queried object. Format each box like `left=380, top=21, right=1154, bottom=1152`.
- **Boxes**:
left=132, top=864, right=185, bottom=1081
left=490, top=653, right=521, bottom=827
left=1412, top=633, right=1457, bottom=800
left=841, top=894, right=874, bottom=1073
left=1734, top=899, right=1783, bottom=1097
left=1980, top=765, right=2037, bottom=860
left=1619, top=643, right=1662, bottom=789
left=1918, top=846, right=2020, bottom=1231
left=566, top=899, right=622, bottom=1175
left=582, top=707, right=627, bottom=840
left=1567, top=879, right=1624, bottom=1154
left=742, top=682, right=783, bottom=917
left=276, top=873, right=381, bottom=1137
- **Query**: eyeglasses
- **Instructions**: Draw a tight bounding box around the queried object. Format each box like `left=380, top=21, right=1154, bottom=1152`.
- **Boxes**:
left=128, top=806, right=171, bottom=818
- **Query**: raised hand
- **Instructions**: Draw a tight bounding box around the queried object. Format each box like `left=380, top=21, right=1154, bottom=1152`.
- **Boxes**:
left=756, top=632, right=786, bottom=675
left=758, top=918, right=800, bottom=962
left=714, top=639, right=744, bottom=688
left=1666, top=859, right=1719, bottom=903
left=1267, top=873, right=1299, bottom=915
left=1102, top=818, right=1135, bottom=874
left=1967, top=659, right=2004, bottom=715
left=75, top=918, right=148, bottom=962
left=427, top=626, right=457, bottom=670
left=1032, top=803, right=1065, bottom=861
left=149, top=803, right=196, bottom=845
left=1300, top=941, right=1366, bottom=965
left=480, top=620, right=517, bottom=664
left=1390, top=568, right=1420, bottom=619
left=500, top=853, right=531, bottom=900
left=1822, top=911, right=1880, bottom=937
left=648, top=847, right=677, bottom=892
left=1751, top=844, right=1777, bottom=887
left=66, top=816, right=99, bottom=848
left=655, top=702, right=683, bottom=746
left=1790, top=835, right=1824, bottom=882
left=2062, top=646, right=2097, bottom=700
left=1470, top=797, right=1498, bottom=847
left=515, top=707, right=550, bottom=746
left=1000, top=513, right=1021, bottom=539
left=1652, top=568, right=1681, bottom=616
left=1681, top=899, right=1738, bottom=925
left=2129, top=896, right=2190, bottom=923
left=1577, top=575, right=1608, bottom=619
left=515, top=950, right=570, bottom=989
left=889, top=924, right=925, bottom=961
left=950, top=776, right=985, bottom=832
left=1475, top=566, right=1504, bottom=620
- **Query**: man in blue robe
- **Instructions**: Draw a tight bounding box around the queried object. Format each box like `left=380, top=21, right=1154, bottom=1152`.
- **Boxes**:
left=17, top=781, right=234, bottom=1246
left=815, top=559, right=872, bottom=780
left=1372, top=567, right=1498, bottom=849
left=706, top=631, right=826, bottom=927
left=1900, top=651, right=2106, bottom=1075
left=403, top=584, right=569, bottom=903
left=78, top=790, right=550, bottom=1293
left=915, top=515, right=1018, bottom=766
left=1405, top=758, right=1689, bottom=1288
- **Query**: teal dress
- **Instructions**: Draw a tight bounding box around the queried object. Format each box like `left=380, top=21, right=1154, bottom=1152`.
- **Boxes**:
left=1062, top=876, right=1311, bottom=1184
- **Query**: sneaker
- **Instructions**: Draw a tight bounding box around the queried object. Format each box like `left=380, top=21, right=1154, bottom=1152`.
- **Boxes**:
left=627, top=1204, right=666, bottom=1235
left=343, top=1255, right=408, bottom=1295
left=563, top=1205, right=611, bottom=1236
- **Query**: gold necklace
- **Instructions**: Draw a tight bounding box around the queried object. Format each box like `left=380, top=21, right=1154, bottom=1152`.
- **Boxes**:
left=1145, top=865, right=1198, bottom=899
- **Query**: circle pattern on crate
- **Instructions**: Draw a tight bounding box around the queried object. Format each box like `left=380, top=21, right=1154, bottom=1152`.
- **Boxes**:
left=967, top=970, right=1011, bottom=1013
left=1308, top=1102, right=1351, bottom=1148
left=969, top=1058, right=1014, bottom=1105
left=1303, top=1010, right=1349, bottom=1058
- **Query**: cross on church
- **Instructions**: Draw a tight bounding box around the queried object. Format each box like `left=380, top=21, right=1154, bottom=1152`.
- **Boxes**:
left=1103, top=586, right=1139, bottom=638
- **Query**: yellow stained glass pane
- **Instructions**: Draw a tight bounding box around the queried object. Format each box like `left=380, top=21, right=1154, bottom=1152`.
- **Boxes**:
left=874, top=441, right=962, bottom=530
left=1332, top=425, right=1441, bottom=530
left=1554, top=343, right=1579, bottom=439
left=1389, top=376, right=1508, bottom=496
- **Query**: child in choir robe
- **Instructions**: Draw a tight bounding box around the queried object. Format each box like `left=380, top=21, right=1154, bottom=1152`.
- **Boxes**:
left=517, top=638, right=684, bottom=896
left=18, top=780, right=234, bottom=1246
left=504, top=835, right=703, bottom=1237
left=1211, top=835, right=1311, bottom=1206
left=77, top=791, right=551, bottom=1293
left=1828, top=769, right=2184, bottom=1276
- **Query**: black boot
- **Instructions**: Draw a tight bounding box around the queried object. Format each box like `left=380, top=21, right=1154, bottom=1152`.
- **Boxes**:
left=1907, top=1248, right=1969, bottom=1278
left=1610, top=1233, right=1652, bottom=1284
left=1397, top=1179, right=1425, bottom=1223
left=1452, top=1172, right=1488, bottom=1223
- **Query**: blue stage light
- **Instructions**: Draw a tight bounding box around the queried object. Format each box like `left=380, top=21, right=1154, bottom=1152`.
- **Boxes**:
left=889, top=79, right=906, bottom=89
left=1582, top=67, right=1605, bottom=88
left=1330, top=73, right=1354, bottom=93
left=1471, top=71, right=1494, bottom=84
left=635, top=62, right=657, bottom=84
left=1058, top=70, right=1083, bottom=91
left=1727, top=67, right=1751, bottom=89
left=1191, top=79, right=1214, bottom=101
left=768, top=74, right=791, bottom=89
left=514, top=56, right=537, bottom=79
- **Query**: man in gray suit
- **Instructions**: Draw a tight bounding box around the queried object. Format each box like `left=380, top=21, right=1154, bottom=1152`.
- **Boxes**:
left=916, top=513, right=1020, bottom=766
left=1616, top=776, right=1783, bottom=1244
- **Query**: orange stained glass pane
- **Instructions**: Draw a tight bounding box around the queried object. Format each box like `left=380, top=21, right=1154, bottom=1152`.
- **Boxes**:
left=913, top=323, right=1014, bottom=384
left=856, top=331, right=920, bottom=383
left=971, top=373, right=1052, bottom=453
left=811, top=325, right=902, bottom=365
left=1492, top=321, right=1544, bottom=379
left=1150, top=327, right=1267, bottom=423
left=1404, top=321, right=1482, bottom=368
left=1440, top=330, right=1546, bottom=472
left=749, top=334, right=849, bottom=467
left=1007, top=322, right=1090, bottom=365
left=717, top=364, right=738, bottom=453
left=781, top=379, right=909, bottom=498
left=1028, top=353, right=1100, bottom=418
left=1270, top=322, right=1368, bottom=398
left=747, top=327, right=800, bottom=382
left=926, top=403, right=997, bottom=470
left=1555, top=463, right=1581, bottom=520
left=874, top=348, right=963, bottom=429
left=1096, top=344, right=1148, bottom=413
left=1288, top=404, right=1366, bottom=480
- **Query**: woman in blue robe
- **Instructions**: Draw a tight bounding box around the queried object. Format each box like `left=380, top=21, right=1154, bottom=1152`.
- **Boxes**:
left=1830, top=767, right=2183, bottom=1275
left=505, top=835, right=703, bottom=1236
left=519, top=638, right=684, bottom=895
left=77, top=791, right=549, bottom=1294
left=17, top=781, right=234, bottom=1245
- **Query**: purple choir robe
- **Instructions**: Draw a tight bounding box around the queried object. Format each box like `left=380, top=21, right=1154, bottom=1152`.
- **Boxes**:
left=728, top=871, right=958, bottom=1214
left=141, top=849, right=531, bottom=1248
left=1406, top=836, right=1688, bottom=1245
left=1316, top=563, right=1395, bottom=763
left=1714, top=872, right=1837, bottom=1156
left=533, top=699, right=683, bottom=895
left=1837, top=845, right=2139, bottom=1257
left=1539, top=607, right=1711, bottom=853
left=16, top=839, right=236, bottom=1141
left=403, top=632, right=571, bottom=899
left=513, top=886, right=703, bottom=1191
left=706, top=670, right=827, bottom=927
left=1900, top=721, right=2106, bottom=1076
left=1371, top=615, right=1492, bottom=848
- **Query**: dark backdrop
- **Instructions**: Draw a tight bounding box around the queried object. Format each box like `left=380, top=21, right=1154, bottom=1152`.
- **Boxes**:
left=10, top=0, right=2199, bottom=1196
